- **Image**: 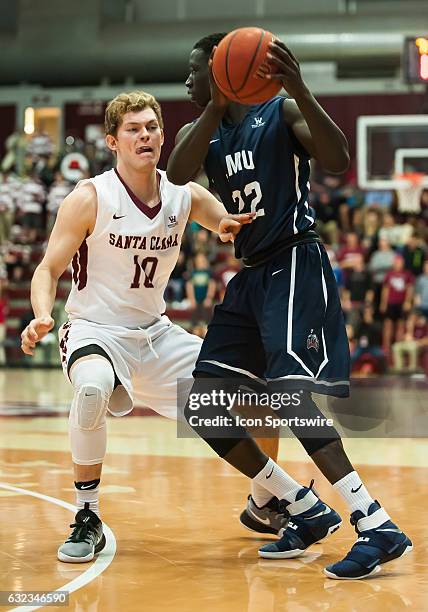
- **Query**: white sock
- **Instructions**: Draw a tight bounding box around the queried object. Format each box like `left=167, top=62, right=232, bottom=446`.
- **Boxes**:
left=333, top=471, right=383, bottom=517
left=251, top=481, right=274, bottom=507
left=252, top=458, right=304, bottom=504
left=76, top=485, right=100, bottom=518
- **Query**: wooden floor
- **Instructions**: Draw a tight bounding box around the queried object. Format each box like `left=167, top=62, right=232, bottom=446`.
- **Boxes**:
left=0, top=369, right=426, bottom=611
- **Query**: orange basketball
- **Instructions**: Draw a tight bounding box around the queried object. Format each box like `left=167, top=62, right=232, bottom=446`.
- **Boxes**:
left=212, top=27, right=282, bottom=104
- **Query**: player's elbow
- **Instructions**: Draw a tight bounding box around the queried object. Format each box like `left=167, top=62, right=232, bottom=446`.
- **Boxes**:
left=166, top=161, right=191, bottom=186
left=324, top=150, right=350, bottom=175
left=166, top=170, right=187, bottom=186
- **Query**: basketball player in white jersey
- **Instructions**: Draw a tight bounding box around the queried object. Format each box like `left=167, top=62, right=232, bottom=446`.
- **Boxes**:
left=20, top=91, right=253, bottom=563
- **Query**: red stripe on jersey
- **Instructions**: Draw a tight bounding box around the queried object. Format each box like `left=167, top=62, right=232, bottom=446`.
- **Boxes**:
left=114, top=168, right=162, bottom=220
left=77, top=240, right=88, bottom=290
left=71, top=253, right=79, bottom=284
left=59, top=321, right=72, bottom=365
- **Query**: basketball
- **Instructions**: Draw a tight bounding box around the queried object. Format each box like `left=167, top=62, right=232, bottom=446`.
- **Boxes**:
left=211, top=27, right=282, bottom=104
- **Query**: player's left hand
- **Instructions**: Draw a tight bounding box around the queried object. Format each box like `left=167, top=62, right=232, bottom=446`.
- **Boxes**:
left=256, top=40, right=308, bottom=99
left=218, top=212, right=255, bottom=243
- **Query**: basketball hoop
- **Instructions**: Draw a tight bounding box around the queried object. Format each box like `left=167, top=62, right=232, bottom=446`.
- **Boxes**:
left=394, top=172, right=425, bottom=213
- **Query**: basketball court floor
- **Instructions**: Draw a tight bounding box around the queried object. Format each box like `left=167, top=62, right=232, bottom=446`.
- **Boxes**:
left=0, top=369, right=426, bottom=611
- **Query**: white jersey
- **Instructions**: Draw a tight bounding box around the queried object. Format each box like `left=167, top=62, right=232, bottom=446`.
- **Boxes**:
left=65, top=168, right=191, bottom=326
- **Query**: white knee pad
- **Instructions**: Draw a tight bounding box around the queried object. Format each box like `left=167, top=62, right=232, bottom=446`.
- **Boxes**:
left=69, top=357, right=115, bottom=465
left=69, top=358, right=115, bottom=430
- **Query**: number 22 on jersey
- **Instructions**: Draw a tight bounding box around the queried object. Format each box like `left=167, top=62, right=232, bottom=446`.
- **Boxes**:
left=232, top=181, right=265, bottom=218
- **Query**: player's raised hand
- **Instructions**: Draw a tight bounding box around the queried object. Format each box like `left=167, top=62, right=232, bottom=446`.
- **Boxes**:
left=257, top=40, right=307, bottom=99
left=21, top=316, right=55, bottom=356
left=218, top=212, right=255, bottom=243
left=208, top=47, right=230, bottom=109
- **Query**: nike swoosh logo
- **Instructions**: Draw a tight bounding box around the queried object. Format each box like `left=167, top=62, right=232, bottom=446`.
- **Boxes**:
left=266, top=466, right=274, bottom=479
left=85, top=393, right=96, bottom=397
left=307, top=507, right=331, bottom=519
left=247, top=507, right=271, bottom=525
left=351, top=484, right=362, bottom=493
left=272, top=268, right=284, bottom=276
left=376, top=528, right=402, bottom=533
left=210, top=139, right=219, bottom=144
left=80, top=484, right=94, bottom=489
left=113, top=213, right=126, bottom=219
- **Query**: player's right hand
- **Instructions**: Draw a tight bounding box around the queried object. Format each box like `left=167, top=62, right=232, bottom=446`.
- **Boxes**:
left=218, top=212, right=255, bottom=243
left=21, top=316, right=55, bottom=356
left=208, top=47, right=229, bottom=109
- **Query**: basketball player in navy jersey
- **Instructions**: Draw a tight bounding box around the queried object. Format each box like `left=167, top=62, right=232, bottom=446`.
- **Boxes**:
left=20, top=90, right=254, bottom=563
left=167, top=34, right=412, bottom=579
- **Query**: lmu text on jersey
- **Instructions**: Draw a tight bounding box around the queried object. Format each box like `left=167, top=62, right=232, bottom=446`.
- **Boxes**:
left=225, top=150, right=255, bottom=177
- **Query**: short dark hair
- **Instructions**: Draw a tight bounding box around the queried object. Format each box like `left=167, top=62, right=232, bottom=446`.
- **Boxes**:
left=193, top=32, right=227, bottom=57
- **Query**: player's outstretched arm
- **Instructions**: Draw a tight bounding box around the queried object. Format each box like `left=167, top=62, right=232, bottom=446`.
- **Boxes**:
left=167, top=60, right=228, bottom=186
left=264, top=40, right=350, bottom=174
left=21, top=184, right=96, bottom=356
left=188, top=182, right=254, bottom=243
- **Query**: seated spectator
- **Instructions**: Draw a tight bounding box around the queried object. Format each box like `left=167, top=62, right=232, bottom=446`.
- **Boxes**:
left=217, top=251, right=241, bottom=301
left=16, top=172, right=46, bottom=242
left=191, top=228, right=217, bottom=262
left=402, top=234, right=426, bottom=278
left=414, top=259, right=428, bottom=319
left=46, top=171, right=73, bottom=234
left=0, top=173, right=16, bottom=245
left=186, top=253, right=216, bottom=323
left=338, top=184, right=365, bottom=233
left=343, top=254, right=374, bottom=328
left=337, top=232, right=365, bottom=277
left=4, top=226, right=32, bottom=283
left=165, top=251, right=188, bottom=305
left=368, top=237, right=396, bottom=310
left=351, top=304, right=386, bottom=374
left=378, top=212, right=413, bottom=248
left=380, top=254, right=414, bottom=351
left=311, top=190, right=340, bottom=246
left=392, top=313, right=428, bottom=373
left=361, top=208, right=382, bottom=252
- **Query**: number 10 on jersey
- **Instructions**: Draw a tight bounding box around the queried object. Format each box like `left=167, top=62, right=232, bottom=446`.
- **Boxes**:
left=131, top=255, right=158, bottom=288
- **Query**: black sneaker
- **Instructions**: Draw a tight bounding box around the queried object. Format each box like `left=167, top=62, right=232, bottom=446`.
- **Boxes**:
left=57, top=503, right=106, bottom=563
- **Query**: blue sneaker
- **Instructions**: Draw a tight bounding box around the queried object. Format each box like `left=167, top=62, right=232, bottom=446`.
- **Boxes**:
left=324, top=501, right=413, bottom=580
left=258, top=485, right=342, bottom=559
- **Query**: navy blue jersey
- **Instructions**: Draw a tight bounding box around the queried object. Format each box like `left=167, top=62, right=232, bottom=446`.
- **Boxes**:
left=204, top=96, right=314, bottom=259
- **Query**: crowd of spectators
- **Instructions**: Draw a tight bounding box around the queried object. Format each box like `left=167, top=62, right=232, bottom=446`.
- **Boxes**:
left=0, top=131, right=427, bottom=376
left=311, top=171, right=428, bottom=375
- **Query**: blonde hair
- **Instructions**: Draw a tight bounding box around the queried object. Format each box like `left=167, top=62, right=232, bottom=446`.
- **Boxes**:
left=105, top=91, right=164, bottom=136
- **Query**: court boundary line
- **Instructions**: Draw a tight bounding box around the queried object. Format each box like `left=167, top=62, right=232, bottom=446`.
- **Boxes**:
left=0, top=483, right=116, bottom=612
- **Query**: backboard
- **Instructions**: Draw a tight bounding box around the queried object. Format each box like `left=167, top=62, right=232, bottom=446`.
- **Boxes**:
left=357, top=115, right=428, bottom=189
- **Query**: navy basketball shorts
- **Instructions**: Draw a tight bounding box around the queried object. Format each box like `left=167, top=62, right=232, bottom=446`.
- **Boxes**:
left=194, top=242, right=350, bottom=398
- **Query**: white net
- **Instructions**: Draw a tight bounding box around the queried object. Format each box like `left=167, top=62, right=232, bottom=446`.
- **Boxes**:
left=395, top=174, right=425, bottom=213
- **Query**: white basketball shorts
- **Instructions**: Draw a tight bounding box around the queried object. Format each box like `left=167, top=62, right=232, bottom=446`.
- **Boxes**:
left=58, top=315, right=202, bottom=420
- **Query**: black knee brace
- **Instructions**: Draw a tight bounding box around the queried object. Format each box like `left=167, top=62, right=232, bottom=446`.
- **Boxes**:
left=285, top=392, right=341, bottom=455
left=184, top=372, right=250, bottom=458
